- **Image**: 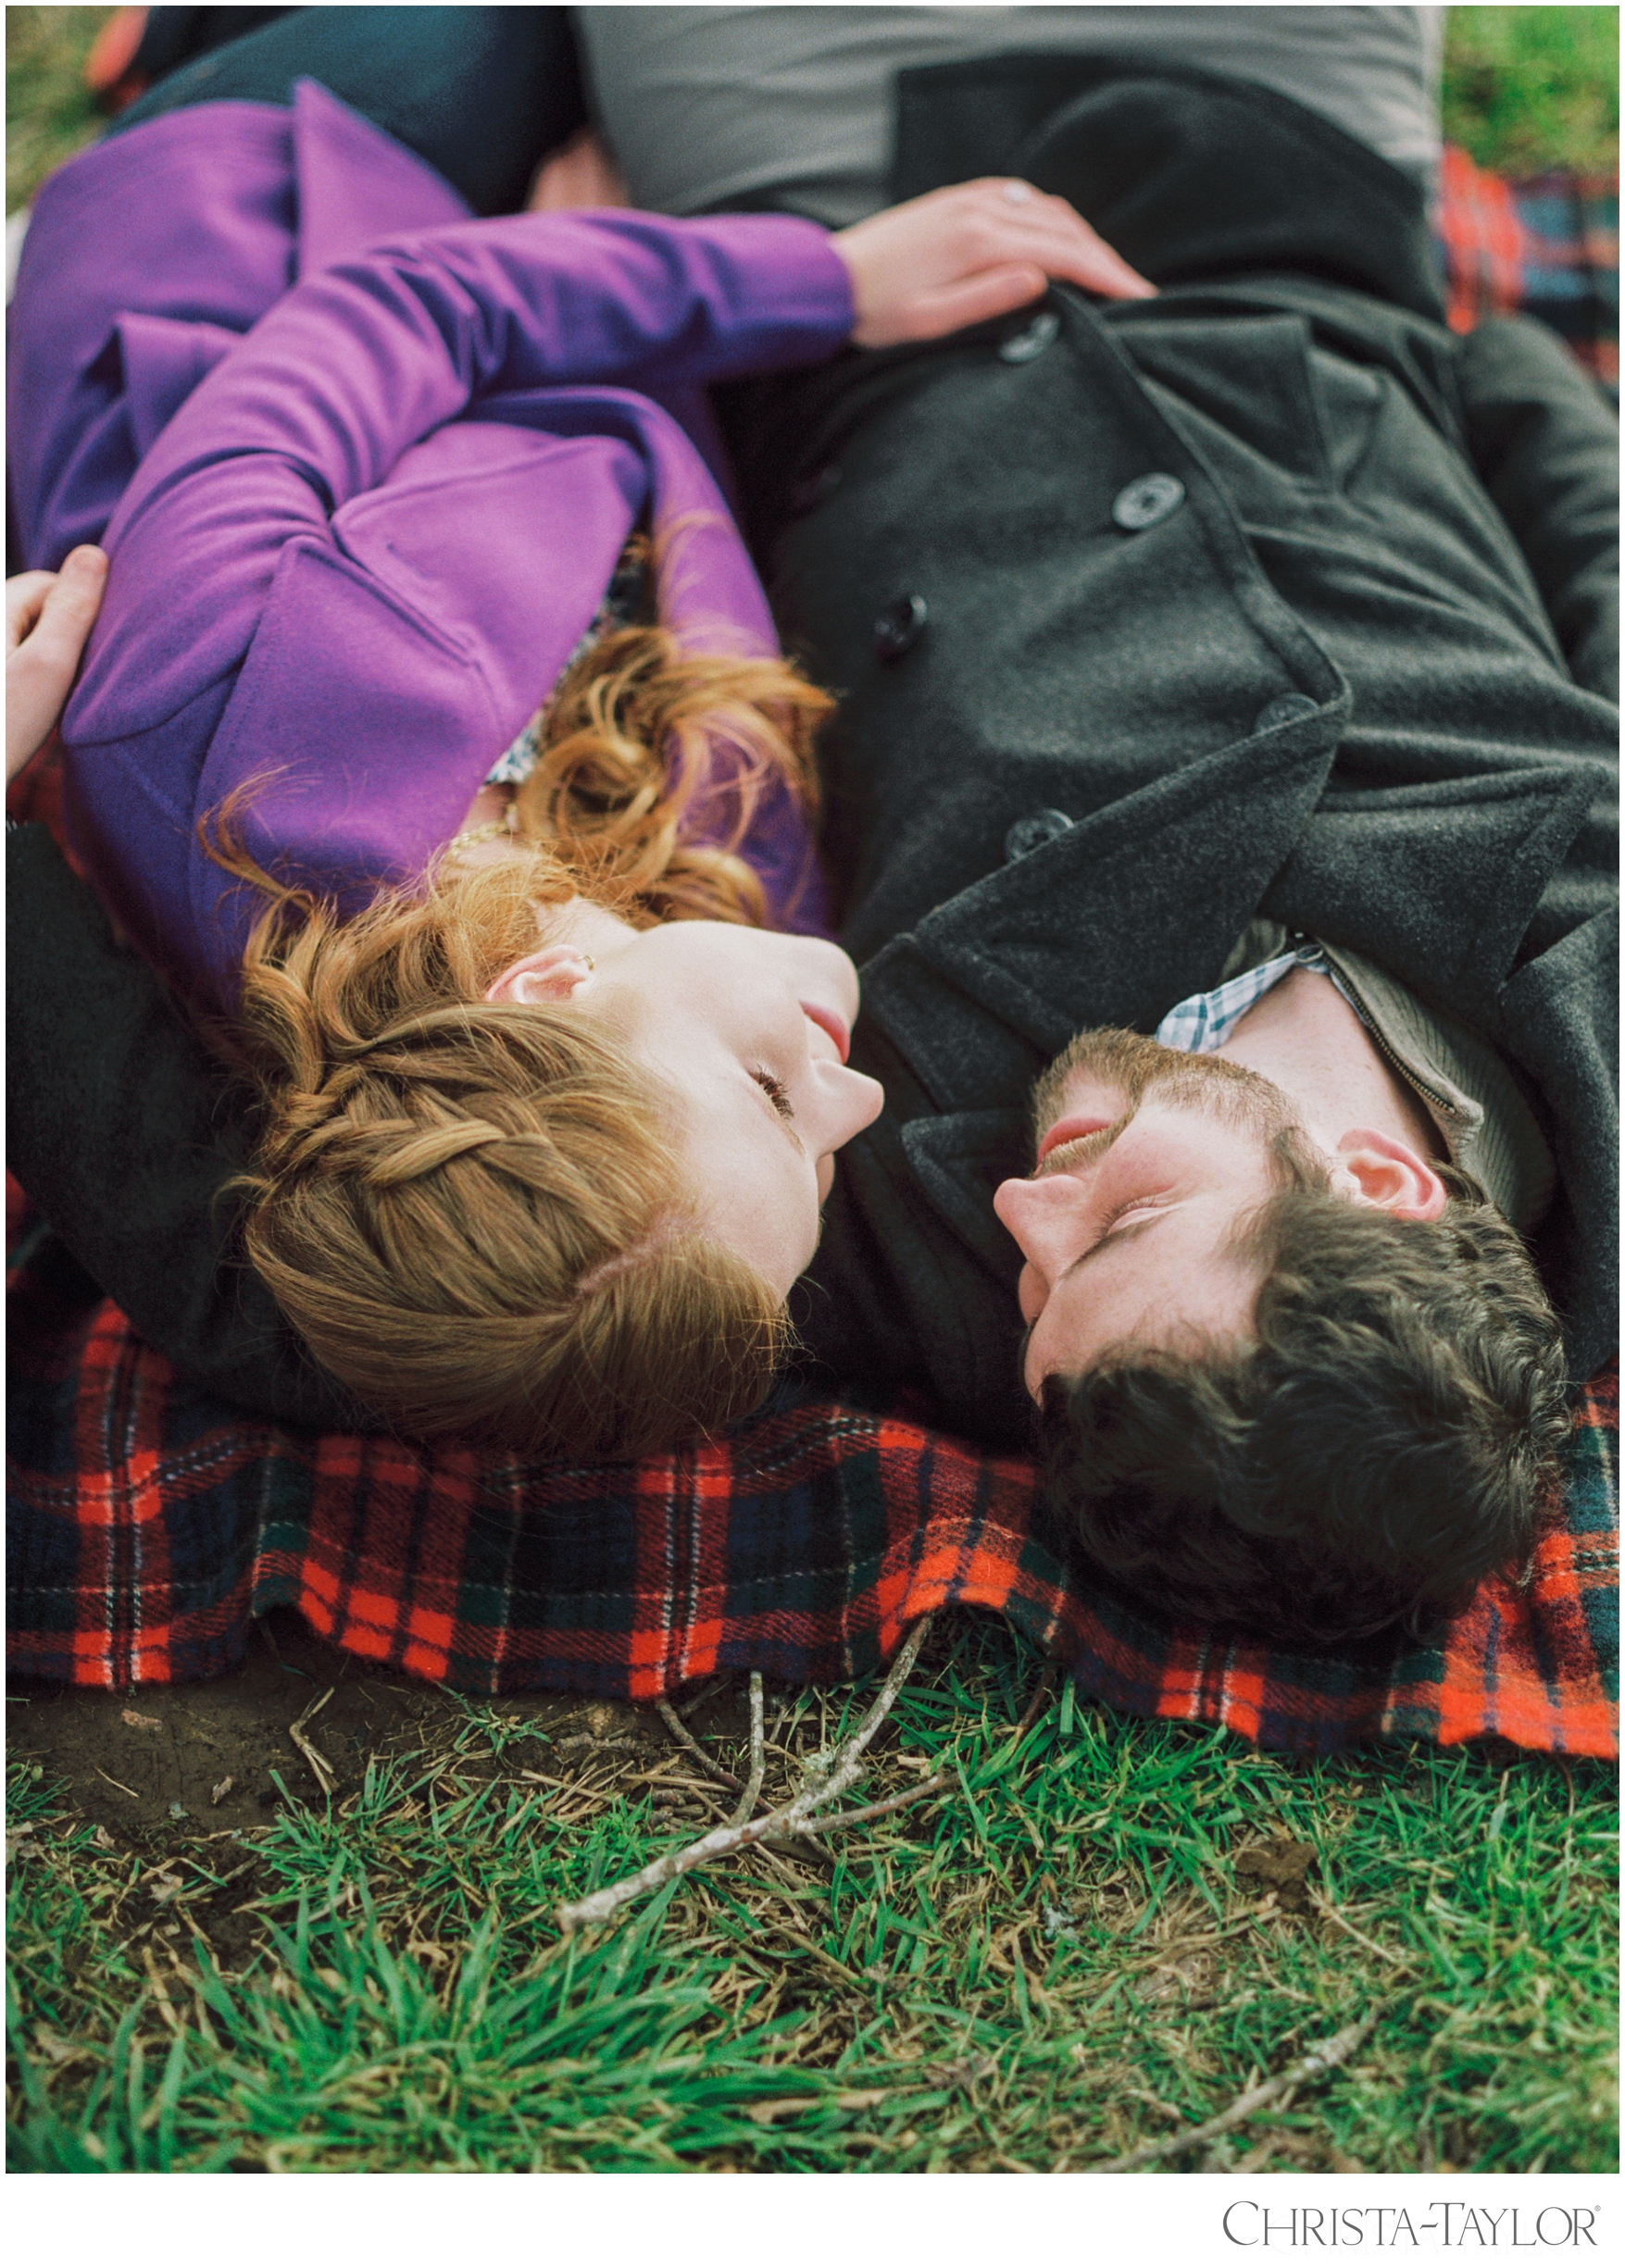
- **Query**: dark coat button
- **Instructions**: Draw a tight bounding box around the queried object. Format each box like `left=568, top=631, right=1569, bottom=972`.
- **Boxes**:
left=1004, top=808, right=1074, bottom=861
left=1111, top=473, right=1186, bottom=530
left=873, top=593, right=928, bottom=663
left=790, top=463, right=843, bottom=517
left=1253, top=692, right=1319, bottom=733
left=997, top=307, right=1060, bottom=364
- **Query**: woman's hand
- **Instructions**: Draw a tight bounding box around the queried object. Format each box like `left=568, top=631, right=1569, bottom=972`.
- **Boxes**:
left=6, top=547, right=108, bottom=782
left=526, top=127, right=630, bottom=213
left=834, top=179, right=1154, bottom=348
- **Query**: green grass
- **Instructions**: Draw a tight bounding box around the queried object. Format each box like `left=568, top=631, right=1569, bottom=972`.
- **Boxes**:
left=6, top=6, right=116, bottom=212
left=6, top=6, right=1619, bottom=212
left=1443, top=6, right=1619, bottom=175
left=8, top=1619, right=1617, bottom=2173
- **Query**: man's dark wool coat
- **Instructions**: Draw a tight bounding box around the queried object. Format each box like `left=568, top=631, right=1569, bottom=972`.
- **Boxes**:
left=730, top=61, right=1619, bottom=1447
left=7, top=62, right=1618, bottom=1451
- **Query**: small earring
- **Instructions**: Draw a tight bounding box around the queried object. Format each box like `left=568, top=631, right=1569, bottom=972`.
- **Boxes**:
left=581, top=954, right=594, bottom=973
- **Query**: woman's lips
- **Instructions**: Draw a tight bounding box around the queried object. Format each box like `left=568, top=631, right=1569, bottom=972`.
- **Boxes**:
left=1035, top=1114, right=1111, bottom=1166
left=801, top=1001, right=850, bottom=1063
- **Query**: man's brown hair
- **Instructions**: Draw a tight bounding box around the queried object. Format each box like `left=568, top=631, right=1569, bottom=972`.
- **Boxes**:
left=1035, top=1168, right=1572, bottom=1646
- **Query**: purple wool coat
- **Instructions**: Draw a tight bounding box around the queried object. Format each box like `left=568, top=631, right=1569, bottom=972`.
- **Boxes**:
left=7, top=82, right=856, bottom=1003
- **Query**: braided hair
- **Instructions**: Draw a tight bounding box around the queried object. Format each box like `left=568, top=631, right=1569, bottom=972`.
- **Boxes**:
left=220, top=624, right=831, bottom=1458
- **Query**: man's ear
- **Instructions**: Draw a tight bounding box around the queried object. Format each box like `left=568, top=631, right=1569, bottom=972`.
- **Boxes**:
left=1331, top=1128, right=1448, bottom=1220
left=484, top=945, right=594, bottom=1006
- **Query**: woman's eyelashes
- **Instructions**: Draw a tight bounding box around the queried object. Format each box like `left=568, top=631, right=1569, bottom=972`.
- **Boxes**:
left=750, top=1065, right=795, bottom=1122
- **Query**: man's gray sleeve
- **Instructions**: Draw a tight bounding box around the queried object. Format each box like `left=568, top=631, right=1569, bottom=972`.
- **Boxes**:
left=6, top=823, right=365, bottom=1429
left=1456, top=314, right=1619, bottom=704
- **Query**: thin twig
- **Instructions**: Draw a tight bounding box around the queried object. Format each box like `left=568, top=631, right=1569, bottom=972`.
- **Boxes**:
left=94, top=1767, right=141, bottom=1801
left=638, top=1772, right=735, bottom=1799
left=676, top=1676, right=730, bottom=1721
left=1094, top=2010, right=1381, bottom=2173
left=558, top=1614, right=936, bottom=1930
left=800, top=1771, right=949, bottom=1831
left=290, top=1685, right=333, bottom=1736
left=1013, top=1665, right=1057, bottom=1743
left=788, top=1613, right=936, bottom=1816
left=555, top=1765, right=800, bottom=1928
left=655, top=1698, right=744, bottom=1793
left=287, top=1735, right=334, bottom=1795
left=723, top=1674, right=766, bottom=1830
left=287, top=1686, right=336, bottom=1798
left=1308, top=1891, right=1412, bottom=1970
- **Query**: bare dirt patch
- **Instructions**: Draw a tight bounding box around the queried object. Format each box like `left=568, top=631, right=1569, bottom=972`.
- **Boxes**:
left=7, top=1604, right=743, bottom=1857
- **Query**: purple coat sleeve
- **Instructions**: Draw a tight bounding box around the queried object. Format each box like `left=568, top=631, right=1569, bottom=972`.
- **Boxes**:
left=6, top=86, right=475, bottom=573
left=69, top=212, right=855, bottom=749
left=48, top=208, right=851, bottom=994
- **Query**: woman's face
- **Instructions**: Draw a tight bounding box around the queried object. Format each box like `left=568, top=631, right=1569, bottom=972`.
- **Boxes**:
left=487, top=907, right=884, bottom=1294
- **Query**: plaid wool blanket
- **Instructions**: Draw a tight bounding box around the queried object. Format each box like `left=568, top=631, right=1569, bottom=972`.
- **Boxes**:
left=1437, top=143, right=1619, bottom=392
left=6, top=148, right=1619, bottom=1756
left=7, top=1227, right=1618, bottom=1757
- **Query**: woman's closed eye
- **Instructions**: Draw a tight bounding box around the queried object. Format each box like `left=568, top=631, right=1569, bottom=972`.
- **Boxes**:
left=750, top=1065, right=795, bottom=1123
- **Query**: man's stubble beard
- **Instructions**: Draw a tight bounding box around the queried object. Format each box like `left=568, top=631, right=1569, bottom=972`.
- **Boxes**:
left=1031, top=1027, right=1329, bottom=1185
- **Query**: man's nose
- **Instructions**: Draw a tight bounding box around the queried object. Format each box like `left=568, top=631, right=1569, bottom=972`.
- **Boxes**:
left=993, top=1173, right=1090, bottom=1279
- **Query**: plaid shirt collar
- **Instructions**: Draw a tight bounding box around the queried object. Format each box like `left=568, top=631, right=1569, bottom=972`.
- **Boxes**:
left=1155, top=938, right=1359, bottom=1054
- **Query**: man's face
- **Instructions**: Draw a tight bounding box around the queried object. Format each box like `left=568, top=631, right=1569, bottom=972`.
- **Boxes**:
left=993, top=1029, right=1320, bottom=1402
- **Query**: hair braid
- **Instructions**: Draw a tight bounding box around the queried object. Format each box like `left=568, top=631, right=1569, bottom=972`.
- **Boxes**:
left=210, top=609, right=831, bottom=1455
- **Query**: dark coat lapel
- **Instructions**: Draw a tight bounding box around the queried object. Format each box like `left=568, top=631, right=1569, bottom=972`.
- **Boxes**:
left=860, top=694, right=1348, bottom=1106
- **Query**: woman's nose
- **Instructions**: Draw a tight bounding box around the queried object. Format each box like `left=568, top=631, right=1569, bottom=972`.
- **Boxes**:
left=813, top=1067, right=884, bottom=1202
left=993, top=1173, right=1088, bottom=1277
left=833, top=1065, right=884, bottom=1143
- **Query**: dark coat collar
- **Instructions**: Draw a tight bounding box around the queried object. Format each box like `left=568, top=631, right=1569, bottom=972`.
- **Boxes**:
left=859, top=684, right=1349, bottom=1109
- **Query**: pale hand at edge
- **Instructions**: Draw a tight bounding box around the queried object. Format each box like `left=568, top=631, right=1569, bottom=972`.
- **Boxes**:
left=6, top=547, right=109, bottom=783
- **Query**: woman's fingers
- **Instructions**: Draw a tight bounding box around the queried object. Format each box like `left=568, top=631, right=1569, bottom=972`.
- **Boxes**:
left=836, top=178, right=1154, bottom=348
left=899, top=263, right=1050, bottom=342
left=974, top=223, right=1151, bottom=302
left=4, top=569, right=57, bottom=657
left=955, top=182, right=1156, bottom=300
left=6, top=545, right=108, bottom=781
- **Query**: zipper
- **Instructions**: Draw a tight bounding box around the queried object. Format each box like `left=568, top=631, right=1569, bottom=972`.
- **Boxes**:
left=1317, top=949, right=1458, bottom=1118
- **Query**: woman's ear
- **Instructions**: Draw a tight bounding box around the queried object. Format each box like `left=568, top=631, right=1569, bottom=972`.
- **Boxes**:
left=484, top=945, right=595, bottom=1006
left=1331, top=1128, right=1449, bottom=1220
